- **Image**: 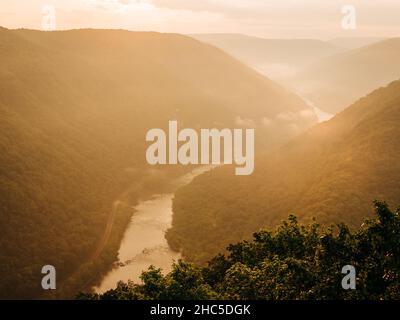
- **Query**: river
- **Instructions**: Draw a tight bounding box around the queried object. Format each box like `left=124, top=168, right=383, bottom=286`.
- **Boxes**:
left=94, top=166, right=213, bottom=293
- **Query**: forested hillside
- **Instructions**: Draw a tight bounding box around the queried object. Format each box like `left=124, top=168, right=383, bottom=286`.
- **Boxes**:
left=167, top=80, right=400, bottom=264
left=191, top=34, right=344, bottom=68
left=0, top=27, right=312, bottom=298
left=81, top=202, right=400, bottom=300
left=296, top=38, right=400, bottom=113
left=191, top=34, right=344, bottom=83
left=191, top=33, right=346, bottom=85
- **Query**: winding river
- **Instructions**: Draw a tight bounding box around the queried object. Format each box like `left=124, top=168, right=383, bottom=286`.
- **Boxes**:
left=94, top=166, right=213, bottom=293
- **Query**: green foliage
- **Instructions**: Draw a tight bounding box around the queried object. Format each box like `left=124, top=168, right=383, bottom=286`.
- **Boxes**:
left=80, top=202, right=400, bottom=300
left=166, top=80, right=400, bottom=265
left=0, top=27, right=309, bottom=298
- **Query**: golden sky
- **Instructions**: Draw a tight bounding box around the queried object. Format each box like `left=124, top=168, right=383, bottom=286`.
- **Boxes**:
left=1, top=0, right=400, bottom=39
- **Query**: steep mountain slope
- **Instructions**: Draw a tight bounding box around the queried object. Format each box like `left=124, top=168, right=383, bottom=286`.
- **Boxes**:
left=190, top=33, right=345, bottom=82
left=0, top=27, right=312, bottom=298
left=167, top=80, right=400, bottom=264
left=296, top=38, right=400, bottom=113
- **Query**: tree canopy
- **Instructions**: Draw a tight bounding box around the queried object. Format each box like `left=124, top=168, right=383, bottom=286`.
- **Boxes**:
left=79, top=201, right=400, bottom=300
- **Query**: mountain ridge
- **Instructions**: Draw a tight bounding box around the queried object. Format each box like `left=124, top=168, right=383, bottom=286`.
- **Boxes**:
left=167, top=80, right=400, bottom=264
left=0, top=27, right=313, bottom=298
left=296, top=38, right=400, bottom=113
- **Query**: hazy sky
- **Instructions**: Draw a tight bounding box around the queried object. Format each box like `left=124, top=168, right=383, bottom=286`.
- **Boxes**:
left=1, top=0, right=400, bottom=39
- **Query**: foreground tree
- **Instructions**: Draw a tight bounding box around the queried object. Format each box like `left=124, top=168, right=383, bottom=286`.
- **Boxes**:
left=78, top=201, right=400, bottom=300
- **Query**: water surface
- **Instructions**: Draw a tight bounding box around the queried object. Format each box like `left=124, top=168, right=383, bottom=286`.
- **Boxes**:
left=95, top=167, right=212, bottom=293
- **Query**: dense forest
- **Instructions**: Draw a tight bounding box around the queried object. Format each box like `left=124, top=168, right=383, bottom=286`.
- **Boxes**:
left=79, top=201, right=400, bottom=300
left=167, top=80, right=400, bottom=265
left=0, top=27, right=314, bottom=298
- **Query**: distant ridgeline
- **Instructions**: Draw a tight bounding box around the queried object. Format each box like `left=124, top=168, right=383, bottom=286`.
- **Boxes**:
left=79, top=202, right=400, bottom=300
left=296, top=38, right=400, bottom=113
left=167, top=80, right=400, bottom=265
left=0, top=28, right=314, bottom=298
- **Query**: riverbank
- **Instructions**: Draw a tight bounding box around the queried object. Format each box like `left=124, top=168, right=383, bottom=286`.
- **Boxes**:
left=93, top=166, right=214, bottom=293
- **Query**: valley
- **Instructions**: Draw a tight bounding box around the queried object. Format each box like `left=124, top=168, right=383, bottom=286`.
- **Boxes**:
left=94, top=166, right=212, bottom=293
left=1, top=26, right=399, bottom=300
left=0, top=28, right=314, bottom=298
left=167, top=80, right=400, bottom=265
